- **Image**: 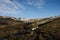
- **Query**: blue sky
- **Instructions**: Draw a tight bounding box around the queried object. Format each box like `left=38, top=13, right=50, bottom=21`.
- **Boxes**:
left=0, top=0, right=60, bottom=18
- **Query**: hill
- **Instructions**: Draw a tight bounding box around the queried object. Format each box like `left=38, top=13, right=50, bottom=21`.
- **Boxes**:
left=0, top=16, right=60, bottom=40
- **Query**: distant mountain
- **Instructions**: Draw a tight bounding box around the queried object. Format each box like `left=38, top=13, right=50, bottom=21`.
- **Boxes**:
left=0, top=15, right=60, bottom=40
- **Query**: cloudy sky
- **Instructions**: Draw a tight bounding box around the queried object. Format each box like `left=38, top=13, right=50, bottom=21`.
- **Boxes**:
left=0, top=0, right=60, bottom=18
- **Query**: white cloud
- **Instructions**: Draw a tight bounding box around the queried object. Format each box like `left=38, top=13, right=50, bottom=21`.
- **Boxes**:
left=12, top=0, right=44, bottom=8
left=0, top=0, right=24, bottom=14
left=0, top=0, right=45, bottom=15
left=23, top=0, right=44, bottom=8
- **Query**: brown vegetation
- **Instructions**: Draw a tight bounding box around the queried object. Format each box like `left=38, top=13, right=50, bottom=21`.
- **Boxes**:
left=0, top=16, right=60, bottom=40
